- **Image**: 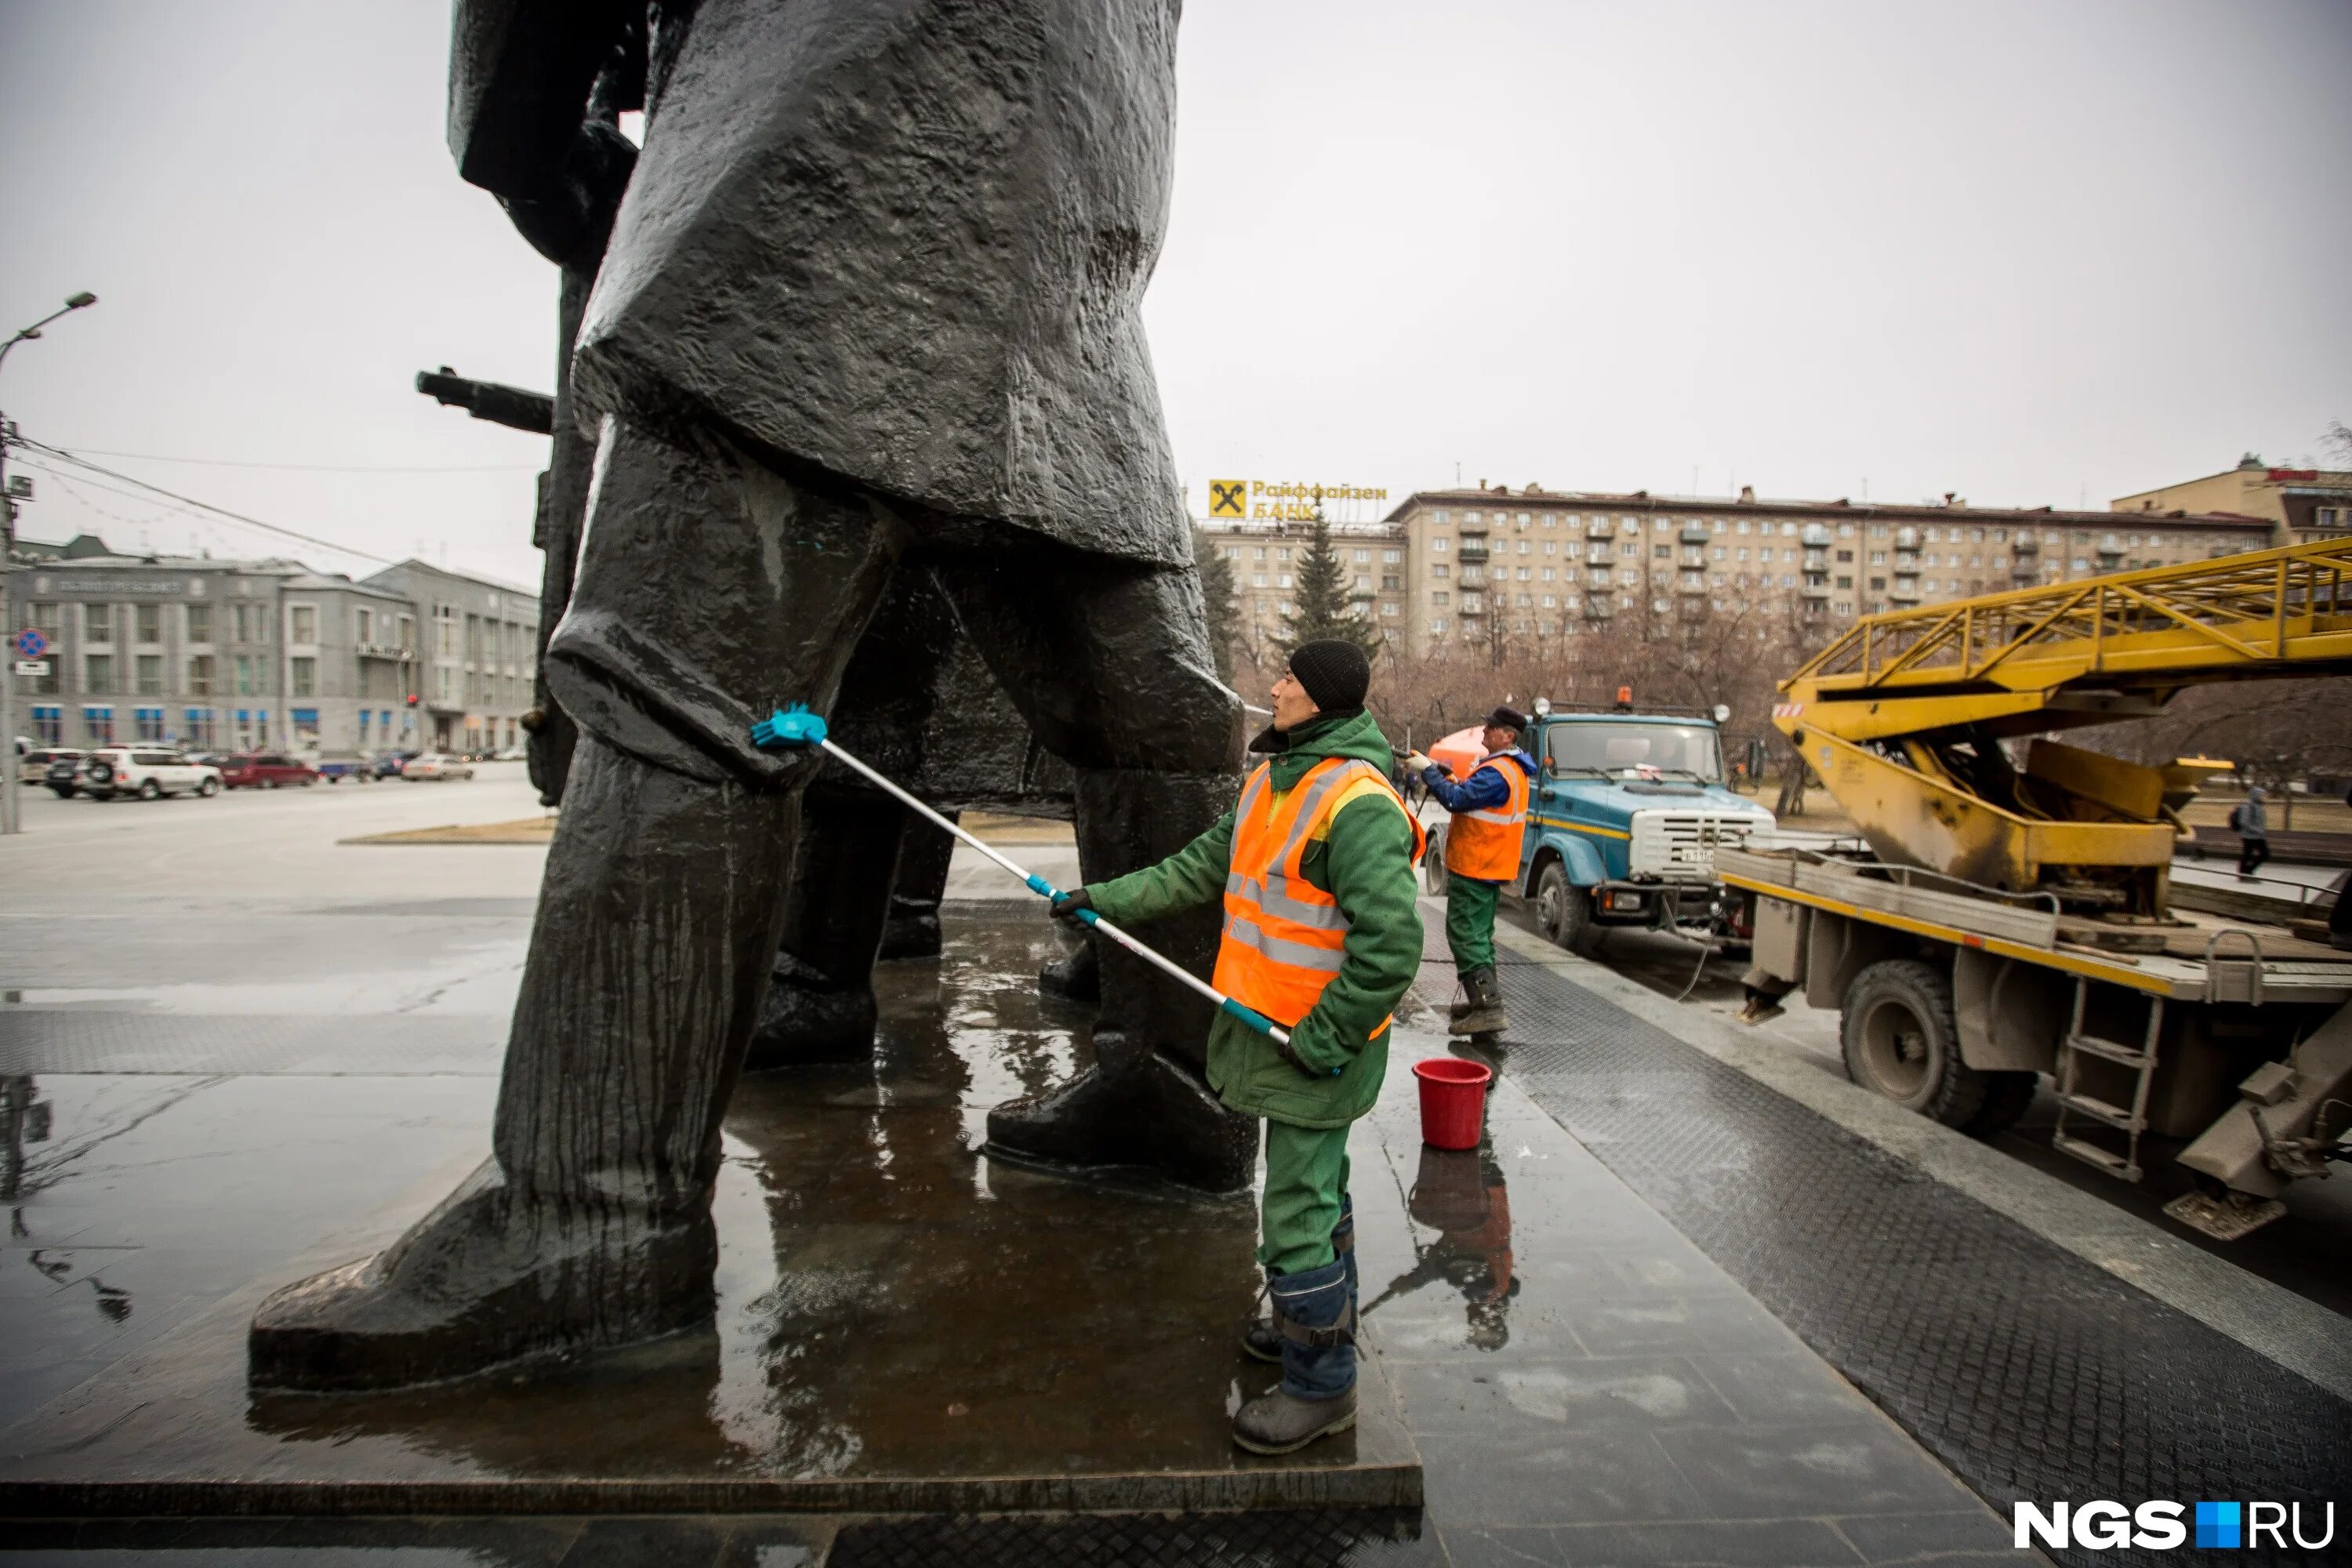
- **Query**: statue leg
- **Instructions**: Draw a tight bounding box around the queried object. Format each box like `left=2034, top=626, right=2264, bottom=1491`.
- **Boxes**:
left=937, top=542, right=1251, bottom=1191
left=745, top=563, right=960, bottom=1066
left=879, top=812, right=957, bottom=961
left=249, top=414, right=906, bottom=1390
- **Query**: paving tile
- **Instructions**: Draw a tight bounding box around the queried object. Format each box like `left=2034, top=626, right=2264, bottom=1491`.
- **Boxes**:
left=713, top=1516, right=837, bottom=1568
left=1548, top=1518, right=1864, bottom=1566
left=1651, top=1422, right=1980, bottom=1518
left=1563, top=1294, right=1809, bottom=1357
left=1417, top=1429, right=1717, bottom=1528
left=421, top=1516, right=587, bottom=1565
left=1367, top=1291, right=1591, bottom=1363
left=1687, top=1352, right=1875, bottom=1425
left=1441, top=1524, right=1573, bottom=1566
left=1393, top=1355, right=1740, bottom=1435
left=1830, top=1509, right=2013, bottom=1562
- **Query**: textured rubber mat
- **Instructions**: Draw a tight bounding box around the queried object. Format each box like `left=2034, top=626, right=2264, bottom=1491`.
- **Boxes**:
left=1481, top=961, right=2350, bottom=1568
left=828, top=1508, right=1432, bottom=1567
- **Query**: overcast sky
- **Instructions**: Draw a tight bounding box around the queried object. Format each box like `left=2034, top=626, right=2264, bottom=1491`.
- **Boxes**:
left=2, top=1, right=2347, bottom=588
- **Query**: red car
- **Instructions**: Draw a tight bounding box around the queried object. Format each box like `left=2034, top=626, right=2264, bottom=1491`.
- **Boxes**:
left=218, top=753, right=321, bottom=789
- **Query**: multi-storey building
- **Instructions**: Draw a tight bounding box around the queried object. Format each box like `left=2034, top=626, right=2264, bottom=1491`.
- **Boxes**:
left=2112, top=453, right=2352, bottom=546
left=1195, top=514, right=1411, bottom=656
left=6, top=535, right=535, bottom=754
left=1381, top=486, right=2273, bottom=658
left=358, top=560, right=540, bottom=754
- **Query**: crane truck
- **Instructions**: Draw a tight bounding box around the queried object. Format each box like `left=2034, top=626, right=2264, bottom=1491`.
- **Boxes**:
left=1721, top=535, right=2352, bottom=1240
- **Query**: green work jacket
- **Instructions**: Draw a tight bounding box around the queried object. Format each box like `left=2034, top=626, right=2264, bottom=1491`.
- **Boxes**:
left=1083, top=707, right=1424, bottom=1129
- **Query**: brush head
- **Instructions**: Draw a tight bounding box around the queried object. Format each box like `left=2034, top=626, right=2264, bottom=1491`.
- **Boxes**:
left=750, top=704, right=829, bottom=751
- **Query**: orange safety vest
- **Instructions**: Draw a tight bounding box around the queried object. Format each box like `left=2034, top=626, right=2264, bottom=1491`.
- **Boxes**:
left=1443, top=757, right=1530, bottom=881
left=1214, top=757, right=1427, bottom=1029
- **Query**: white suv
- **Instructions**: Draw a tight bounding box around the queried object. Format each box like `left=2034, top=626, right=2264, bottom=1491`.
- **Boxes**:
left=75, top=748, right=223, bottom=801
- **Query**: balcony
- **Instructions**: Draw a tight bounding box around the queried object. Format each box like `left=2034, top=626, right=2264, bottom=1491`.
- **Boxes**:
left=1801, top=577, right=1832, bottom=598
left=1801, top=523, right=1834, bottom=546
left=2011, top=536, right=2040, bottom=555
left=2011, top=559, right=2040, bottom=580
left=1895, top=526, right=1919, bottom=547
left=1586, top=517, right=1616, bottom=539
left=1457, top=543, right=1490, bottom=564
left=1457, top=513, right=1490, bottom=535
left=1680, top=521, right=1711, bottom=544
left=1457, top=597, right=1485, bottom=615
left=1583, top=597, right=1614, bottom=619
left=1887, top=582, right=1922, bottom=604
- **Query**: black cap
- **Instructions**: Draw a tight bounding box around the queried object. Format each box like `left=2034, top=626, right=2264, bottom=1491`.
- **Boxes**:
left=1287, top=641, right=1371, bottom=713
left=1486, top=705, right=1529, bottom=734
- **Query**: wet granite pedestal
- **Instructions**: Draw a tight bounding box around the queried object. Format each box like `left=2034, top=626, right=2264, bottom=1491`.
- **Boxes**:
left=0, top=906, right=1417, bottom=1519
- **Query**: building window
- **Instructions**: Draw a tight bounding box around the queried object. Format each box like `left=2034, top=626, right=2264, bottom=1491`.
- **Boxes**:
left=1433, top=511, right=1449, bottom=525
left=188, top=655, right=215, bottom=696
left=1381, top=602, right=1398, bottom=617
left=86, top=603, right=113, bottom=642
left=1620, top=541, right=1637, bottom=557
left=1432, top=536, right=1450, bottom=553
left=234, top=654, right=257, bottom=695
left=1432, top=564, right=1449, bottom=579
left=183, top=708, right=215, bottom=746
left=85, top=653, right=114, bottom=694
left=1431, top=591, right=1450, bottom=607
left=135, top=706, right=165, bottom=742
left=186, top=604, right=212, bottom=643
left=84, top=705, right=114, bottom=744
left=292, top=657, right=318, bottom=698
left=136, top=655, right=163, bottom=695
left=1353, top=549, right=1370, bottom=563
left=1382, top=549, right=1400, bottom=563
left=136, top=604, right=161, bottom=644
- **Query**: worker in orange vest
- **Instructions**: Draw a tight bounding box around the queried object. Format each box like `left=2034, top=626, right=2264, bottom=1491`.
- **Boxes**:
left=1406, top=706, right=1534, bottom=1037
left=1046, top=641, right=1425, bottom=1455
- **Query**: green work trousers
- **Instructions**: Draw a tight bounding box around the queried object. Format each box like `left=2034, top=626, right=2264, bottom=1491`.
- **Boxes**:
left=1259, top=1119, right=1352, bottom=1275
left=1445, top=872, right=1501, bottom=975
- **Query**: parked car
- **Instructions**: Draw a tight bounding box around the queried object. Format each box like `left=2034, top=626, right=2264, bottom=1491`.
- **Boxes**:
left=68, top=748, right=223, bottom=801
left=313, top=749, right=374, bottom=784
left=401, top=753, right=475, bottom=782
left=19, top=747, right=84, bottom=786
left=491, top=746, right=527, bottom=762
left=218, top=753, right=321, bottom=789
left=372, top=750, right=418, bottom=779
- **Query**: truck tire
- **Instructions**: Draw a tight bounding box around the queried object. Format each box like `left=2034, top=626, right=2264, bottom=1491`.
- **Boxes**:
left=1423, top=825, right=1450, bottom=895
left=1534, top=861, right=1603, bottom=958
left=1961, top=1071, right=2038, bottom=1138
left=1839, top=958, right=1992, bottom=1129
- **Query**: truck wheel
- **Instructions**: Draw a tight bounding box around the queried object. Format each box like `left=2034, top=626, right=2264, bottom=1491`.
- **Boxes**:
left=138, top=779, right=162, bottom=800
left=1840, top=958, right=1990, bottom=1128
left=1534, top=861, right=1603, bottom=958
left=1422, top=826, right=1450, bottom=895
left=1961, top=1071, right=2038, bottom=1138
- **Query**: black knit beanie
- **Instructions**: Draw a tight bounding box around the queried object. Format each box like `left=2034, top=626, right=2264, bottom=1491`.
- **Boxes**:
left=1287, top=640, right=1371, bottom=713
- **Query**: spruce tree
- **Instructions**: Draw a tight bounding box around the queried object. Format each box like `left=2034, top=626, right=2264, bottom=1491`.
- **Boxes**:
left=1191, top=526, right=1240, bottom=682
left=1277, top=508, right=1384, bottom=659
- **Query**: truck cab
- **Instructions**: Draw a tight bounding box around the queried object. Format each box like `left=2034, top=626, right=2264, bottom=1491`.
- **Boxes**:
left=1515, top=700, right=1775, bottom=953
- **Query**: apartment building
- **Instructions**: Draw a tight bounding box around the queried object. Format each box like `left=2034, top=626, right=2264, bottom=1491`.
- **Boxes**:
left=1381, top=486, right=2273, bottom=658
left=1196, top=514, right=1412, bottom=654
left=7, top=536, right=535, bottom=753
left=2112, top=453, right=2352, bottom=546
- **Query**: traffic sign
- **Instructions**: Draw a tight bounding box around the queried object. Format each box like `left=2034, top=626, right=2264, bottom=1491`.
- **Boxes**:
left=13, top=628, right=48, bottom=660
left=13, top=661, right=49, bottom=677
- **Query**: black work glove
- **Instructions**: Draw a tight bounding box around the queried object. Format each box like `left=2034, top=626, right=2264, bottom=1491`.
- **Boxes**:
left=1051, top=888, right=1094, bottom=927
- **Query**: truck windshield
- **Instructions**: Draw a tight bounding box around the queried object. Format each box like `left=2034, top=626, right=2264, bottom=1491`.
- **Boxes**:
left=1547, top=723, right=1723, bottom=783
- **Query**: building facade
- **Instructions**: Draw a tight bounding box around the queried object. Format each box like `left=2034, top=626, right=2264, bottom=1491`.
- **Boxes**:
left=1195, top=515, right=1411, bottom=657
left=6, top=537, right=535, bottom=754
left=2111, top=454, right=2352, bottom=546
left=1379, top=486, right=2273, bottom=659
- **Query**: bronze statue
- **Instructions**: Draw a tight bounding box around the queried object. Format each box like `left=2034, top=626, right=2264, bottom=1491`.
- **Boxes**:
left=250, top=0, right=1244, bottom=1392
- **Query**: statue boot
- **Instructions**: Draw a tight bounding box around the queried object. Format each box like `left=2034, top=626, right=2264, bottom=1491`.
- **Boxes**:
left=984, top=768, right=1254, bottom=1192
left=249, top=738, right=799, bottom=1389
left=877, top=815, right=957, bottom=962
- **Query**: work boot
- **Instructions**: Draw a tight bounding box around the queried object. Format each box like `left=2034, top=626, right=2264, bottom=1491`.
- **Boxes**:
left=1243, top=1196, right=1352, bottom=1363
left=1449, top=965, right=1508, bottom=1037
left=1232, top=1258, right=1358, bottom=1454
left=984, top=1032, right=1257, bottom=1192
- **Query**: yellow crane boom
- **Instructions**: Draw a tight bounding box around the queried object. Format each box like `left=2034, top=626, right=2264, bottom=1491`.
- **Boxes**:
left=1772, top=536, right=2352, bottom=912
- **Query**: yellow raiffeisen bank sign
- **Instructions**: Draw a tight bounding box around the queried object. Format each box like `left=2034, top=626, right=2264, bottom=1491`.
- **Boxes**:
left=1207, top=479, right=1389, bottom=521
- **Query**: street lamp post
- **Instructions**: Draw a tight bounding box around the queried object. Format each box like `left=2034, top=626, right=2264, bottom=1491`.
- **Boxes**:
left=1, top=290, right=100, bottom=836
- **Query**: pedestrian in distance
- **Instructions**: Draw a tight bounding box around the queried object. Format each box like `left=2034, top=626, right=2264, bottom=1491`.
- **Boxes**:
left=1405, top=707, right=1537, bottom=1038
left=2231, top=785, right=2270, bottom=880
left=1045, top=640, right=1425, bottom=1455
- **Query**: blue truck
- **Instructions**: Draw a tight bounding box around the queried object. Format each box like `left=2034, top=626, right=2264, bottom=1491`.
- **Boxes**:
left=1436, top=697, right=1776, bottom=955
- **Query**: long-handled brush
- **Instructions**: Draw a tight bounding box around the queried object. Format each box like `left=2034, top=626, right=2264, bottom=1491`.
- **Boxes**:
left=751, top=705, right=1290, bottom=1047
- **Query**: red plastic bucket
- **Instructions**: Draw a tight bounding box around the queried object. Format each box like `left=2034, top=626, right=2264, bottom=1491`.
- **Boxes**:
left=1412, top=1057, right=1493, bottom=1150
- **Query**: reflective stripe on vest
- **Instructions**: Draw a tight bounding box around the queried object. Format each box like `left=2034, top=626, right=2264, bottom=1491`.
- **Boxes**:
left=1213, top=756, right=1426, bottom=1029
left=1443, top=757, right=1530, bottom=881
